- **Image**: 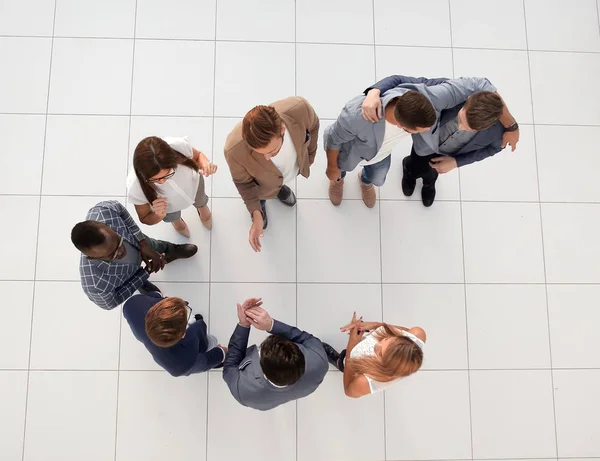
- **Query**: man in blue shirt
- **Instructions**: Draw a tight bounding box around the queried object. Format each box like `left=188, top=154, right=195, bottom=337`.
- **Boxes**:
left=123, top=292, right=226, bottom=377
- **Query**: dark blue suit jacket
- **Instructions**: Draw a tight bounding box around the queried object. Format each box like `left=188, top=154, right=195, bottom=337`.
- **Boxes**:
left=123, top=292, right=224, bottom=377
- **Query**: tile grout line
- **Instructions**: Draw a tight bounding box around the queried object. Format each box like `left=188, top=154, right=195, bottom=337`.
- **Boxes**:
left=448, top=1, right=475, bottom=459
left=20, top=1, right=58, bottom=460
left=522, top=1, right=560, bottom=458
left=206, top=1, right=219, bottom=459
left=597, top=0, right=600, bottom=36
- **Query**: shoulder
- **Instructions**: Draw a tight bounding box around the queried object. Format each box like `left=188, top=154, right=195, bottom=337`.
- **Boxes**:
left=163, top=136, right=193, bottom=158
left=272, top=96, right=310, bottom=118
left=223, top=121, right=249, bottom=161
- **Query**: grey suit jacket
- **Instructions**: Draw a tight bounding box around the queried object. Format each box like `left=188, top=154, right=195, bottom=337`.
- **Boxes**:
left=222, top=320, right=328, bottom=411
left=324, top=75, right=496, bottom=170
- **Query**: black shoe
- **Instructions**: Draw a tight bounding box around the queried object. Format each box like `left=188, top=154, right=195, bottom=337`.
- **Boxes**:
left=421, top=182, right=437, bottom=207
left=261, top=201, right=268, bottom=230
left=323, top=343, right=343, bottom=371
left=401, top=156, right=416, bottom=197
left=194, top=314, right=204, bottom=322
left=139, top=280, right=161, bottom=295
left=277, top=185, right=297, bottom=207
left=165, top=244, right=198, bottom=263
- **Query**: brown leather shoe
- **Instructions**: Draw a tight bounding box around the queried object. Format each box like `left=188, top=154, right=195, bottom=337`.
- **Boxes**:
left=329, top=178, right=344, bottom=206
left=358, top=171, right=376, bottom=208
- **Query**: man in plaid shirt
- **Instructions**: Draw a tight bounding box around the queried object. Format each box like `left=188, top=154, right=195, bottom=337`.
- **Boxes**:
left=71, top=200, right=198, bottom=310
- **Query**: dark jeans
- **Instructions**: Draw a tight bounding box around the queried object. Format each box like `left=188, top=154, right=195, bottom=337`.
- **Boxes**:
left=259, top=186, right=290, bottom=209
left=403, top=146, right=439, bottom=185
left=340, top=155, right=392, bottom=187
left=142, top=234, right=177, bottom=257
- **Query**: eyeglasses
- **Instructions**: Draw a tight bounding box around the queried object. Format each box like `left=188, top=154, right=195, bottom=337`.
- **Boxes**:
left=147, top=169, right=176, bottom=183
left=108, top=236, right=124, bottom=261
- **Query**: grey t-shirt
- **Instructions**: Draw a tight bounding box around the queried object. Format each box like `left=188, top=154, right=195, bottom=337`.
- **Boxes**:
left=119, top=240, right=142, bottom=266
left=438, top=118, right=476, bottom=156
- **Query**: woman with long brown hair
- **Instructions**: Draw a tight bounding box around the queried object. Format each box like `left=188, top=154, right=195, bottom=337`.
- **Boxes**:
left=128, top=136, right=217, bottom=237
left=323, top=312, right=426, bottom=398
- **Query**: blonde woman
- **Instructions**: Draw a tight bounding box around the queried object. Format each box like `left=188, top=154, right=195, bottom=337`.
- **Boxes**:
left=323, top=312, right=426, bottom=398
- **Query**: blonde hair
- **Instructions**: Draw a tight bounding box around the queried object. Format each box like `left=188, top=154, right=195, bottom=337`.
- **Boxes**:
left=347, top=324, right=423, bottom=383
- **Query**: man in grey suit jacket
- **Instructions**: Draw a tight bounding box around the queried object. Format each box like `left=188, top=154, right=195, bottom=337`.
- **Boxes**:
left=324, top=75, right=519, bottom=207
left=222, top=298, right=328, bottom=411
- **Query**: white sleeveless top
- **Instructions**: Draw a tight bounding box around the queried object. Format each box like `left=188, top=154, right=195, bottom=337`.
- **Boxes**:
left=350, top=327, right=425, bottom=394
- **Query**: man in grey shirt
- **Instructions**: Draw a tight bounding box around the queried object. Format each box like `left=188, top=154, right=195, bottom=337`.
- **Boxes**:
left=222, top=298, right=328, bottom=411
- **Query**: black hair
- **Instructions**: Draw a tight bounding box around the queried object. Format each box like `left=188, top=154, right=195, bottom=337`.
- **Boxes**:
left=71, top=221, right=107, bottom=251
left=259, top=334, right=306, bottom=386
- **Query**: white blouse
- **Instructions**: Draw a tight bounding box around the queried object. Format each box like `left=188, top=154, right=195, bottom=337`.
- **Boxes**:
left=127, top=136, right=201, bottom=214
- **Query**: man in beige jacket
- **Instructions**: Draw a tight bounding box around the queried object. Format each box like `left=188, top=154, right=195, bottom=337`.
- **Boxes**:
left=224, top=97, right=320, bottom=252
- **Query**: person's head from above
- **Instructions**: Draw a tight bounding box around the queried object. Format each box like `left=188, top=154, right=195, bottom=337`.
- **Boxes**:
left=71, top=220, right=127, bottom=261
left=392, top=91, right=437, bottom=134
left=458, top=91, right=503, bottom=132
left=259, top=334, right=305, bottom=386
left=349, top=324, right=426, bottom=383
left=145, top=297, right=191, bottom=347
left=242, top=105, right=286, bottom=161
left=133, top=136, right=199, bottom=203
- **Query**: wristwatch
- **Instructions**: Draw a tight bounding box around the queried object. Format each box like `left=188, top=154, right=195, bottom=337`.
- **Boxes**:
left=505, top=121, right=519, bottom=132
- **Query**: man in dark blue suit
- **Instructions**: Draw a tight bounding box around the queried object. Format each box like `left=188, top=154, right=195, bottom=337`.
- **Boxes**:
left=123, top=291, right=226, bottom=377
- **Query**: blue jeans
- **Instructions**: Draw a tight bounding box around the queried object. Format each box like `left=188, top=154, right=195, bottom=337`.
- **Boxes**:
left=340, top=155, right=391, bottom=187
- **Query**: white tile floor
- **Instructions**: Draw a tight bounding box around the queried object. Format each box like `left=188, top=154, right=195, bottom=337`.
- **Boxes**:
left=1, top=0, right=600, bottom=460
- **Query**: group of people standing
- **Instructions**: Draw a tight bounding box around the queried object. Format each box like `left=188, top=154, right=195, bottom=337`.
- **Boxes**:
left=70, top=73, right=519, bottom=409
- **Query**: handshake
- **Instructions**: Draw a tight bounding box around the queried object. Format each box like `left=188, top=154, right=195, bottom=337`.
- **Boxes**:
left=236, top=297, right=274, bottom=332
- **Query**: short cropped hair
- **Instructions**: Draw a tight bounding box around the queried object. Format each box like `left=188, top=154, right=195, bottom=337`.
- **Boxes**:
left=259, top=334, right=305, bottom=386
left=71, top=221, right=106, bottom=251
left=145, top=297, right=188, bottom=347
left=394, top=91, right=436, bottom=130
left=242, top=105, right=283, bottom=149
left=464, top=91, right=504, bottom=131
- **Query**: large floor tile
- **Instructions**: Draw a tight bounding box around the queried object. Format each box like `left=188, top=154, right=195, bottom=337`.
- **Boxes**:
left=453, top=48, right=533, bottom=124
left=0, top=37, right=52, bottom=113
left=214, top=41, right=294, bottom=117
left=554, top=369, right=600, bottom=457
left=0, top=0, right=55, bottom=36
left=210, top=198, right=296, bottom=282
left=126, top=202, right=211, bottom=282
left=379, top=137, right=461, bottom=201
left=297, top=283, right=382, bottom=353
left=0, top=114, right=45, bottom=194
left=450, top=0, right=527, bottom=49
left=30, top=282, right=120, bottom=370
left=0, top=371, right=27, bottom=461
left=467, top=284, right=550, bottom=369
left=116, top=371, right=207, bottom=461
left=374, top=0, right=451, bottom=47
left=470, top=370, right=556, bottom=458
left=375, top=46, right=453, bottom=81
left=297, top=372, right=385, bottom=461
left=36, top=196, right=122, bottom=281
left=386, top=371, right=472, bottom=459
left=297, top=0, right=373, bottom=44
left=460, top=125, right=538, bottom=202
left=136, top=0, right=215, bottom=40
left=383, top=284, right=467, bottom=370
left=547, top=285, right=600, bottom=368
left=207, top=373, right=296, bottom=461
left=120, top=282, right=210, bottom=371
left=536, top=125, right=600, bottom=202
left=296, top=43, right=375, bottom=119
left=541, top=203, right=600, bottom=283
left=0, top=282, right=34, bottom=369
left=381, top=201, right=464, bottom=283
left=529, top=51, right=600, bottom=125
left=525, top=0, right=600, bottom=52
left=216, top=0, right=294, bottom=42
left=210, top=117, right=243, bottom=198
left=132, top=40, right=214, bottom=117
left=297, top=200, right=381, bottom=283
left=49, top=38, right=133, bottom=115
left=24, top=371, right=118, bottom=461
left=54, top=0, right=136, bottom=38
left=462, top=202, right=545, bottom=283
left=43, top=115, right=129, bottom=195
left=208, top=282, right=296, bottom=350
left=0, top=195, right=40, bottom=280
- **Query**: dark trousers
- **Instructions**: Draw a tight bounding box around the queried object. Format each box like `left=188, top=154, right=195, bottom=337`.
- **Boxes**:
left=142, top=234, right=177, bottom=257
left=403, top=146, right=439, bottom=185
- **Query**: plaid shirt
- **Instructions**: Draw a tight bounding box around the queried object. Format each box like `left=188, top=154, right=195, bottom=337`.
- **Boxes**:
left=79, top=201, right=149, bottom=310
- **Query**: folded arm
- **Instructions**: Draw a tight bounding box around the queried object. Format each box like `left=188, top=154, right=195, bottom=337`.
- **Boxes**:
left=84, top=267, right=148, bottom=310
left=454, top=142, right=504, bottom=168
left=364, top=74, right=450, bottom=95
left=222, top=324, right=251, bottom=404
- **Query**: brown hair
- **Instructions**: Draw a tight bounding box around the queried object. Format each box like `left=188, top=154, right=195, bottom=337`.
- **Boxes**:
left=464, top=91, right=503, bottom=131
left=242, top=105, right=283, bottom=149
left=133, top=136, right=199, bottom=203
left=394, top=91, right=436, bottom=130
left=347, top=324, right=423, bottom=383
left=259, top=334, right=305, bottom=386
left=145, top=297, right=188, bottom=347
